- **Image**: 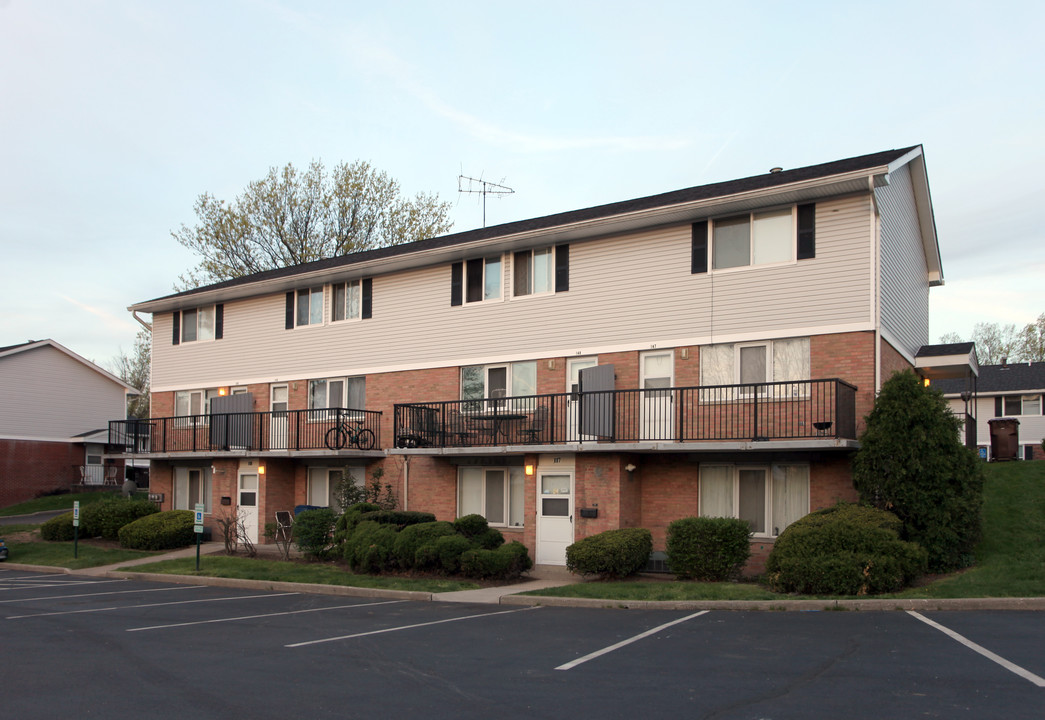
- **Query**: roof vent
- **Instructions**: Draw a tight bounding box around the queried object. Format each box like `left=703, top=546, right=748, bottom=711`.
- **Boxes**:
left=1001, top=356, right=1008, bottom=369
left=769, top=167, right=783, bottom=174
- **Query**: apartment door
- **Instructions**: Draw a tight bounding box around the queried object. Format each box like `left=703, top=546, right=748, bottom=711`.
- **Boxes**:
left=270, top=384, right=288, bottom=450
left=640, top=351, right=674, bottom=440
left=566, top=357, right=597, bottom=442
left=536, top=472, right=573, bottom=565
left=238, top=471, right=259, bottom=544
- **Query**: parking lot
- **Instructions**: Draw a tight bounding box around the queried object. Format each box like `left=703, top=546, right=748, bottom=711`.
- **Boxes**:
left=3, top=566, right=1043, bottom=719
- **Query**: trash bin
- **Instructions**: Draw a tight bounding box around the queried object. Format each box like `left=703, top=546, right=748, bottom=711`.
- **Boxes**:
left=988, top=417, right=1020, bottom=461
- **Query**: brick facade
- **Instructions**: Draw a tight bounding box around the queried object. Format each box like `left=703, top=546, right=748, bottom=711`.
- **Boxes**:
left=0, top=439, right=86, bottom=507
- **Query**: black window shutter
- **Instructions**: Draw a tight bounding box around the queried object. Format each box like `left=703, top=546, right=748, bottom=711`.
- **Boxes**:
left=691, top=221, right=708, bottom=274
left=797, top=203, right=816, bottom=260
left=555, top=244, right=570, bottom=292
left=995, top=396, right=1003, bottom=417
left=285, top=292, right=295, bottom=329
left=450, top=262, right=463, bottom=306
left=172, top=311, right=181, bottom=345
left=215, top=304, right=224, bottom=340
left=362, top=278, right=372, bottom=319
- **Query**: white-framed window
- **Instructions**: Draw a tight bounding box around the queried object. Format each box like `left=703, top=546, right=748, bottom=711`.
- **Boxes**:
left=174, top=466, right=212, bottom=512
left=307, top=466, right=365, bottom=511
left=295, top=287, right=324, bottom=327
left=712, top=208, right=794, bottom=270
left=700, top=338, right=810, bottom=398
left=461, top=362, right=537, bottom=406
left=457, top=466, right=525, bottom=527
left=513, top=247, right=554, bottom=297
left=181, top=305, right=216, bottom=343
left=308, top=377, right=366, bottom=411
left=699, top=463, right=809, bottom=537
left=332, top=280, right=361, bottom=322
left=174, top=389, right=222, bottom=417
left=1004, top=395, right=1042, bottom=416
left=466, top=256, right=502, bottom=303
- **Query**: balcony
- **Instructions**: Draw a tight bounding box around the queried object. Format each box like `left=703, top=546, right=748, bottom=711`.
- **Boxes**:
left=108, top=408, right=383, bottom=455
left=393, top=379, right=857, bottom=450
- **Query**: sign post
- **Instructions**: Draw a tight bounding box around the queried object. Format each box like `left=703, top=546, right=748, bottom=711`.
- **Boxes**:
left=72, top=501, right=80, bottom=559
left=194, top=503, right=204, bottom=572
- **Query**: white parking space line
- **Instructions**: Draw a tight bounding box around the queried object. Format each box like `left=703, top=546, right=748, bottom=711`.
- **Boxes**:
left=127, top=599, right=406, bottom=632
left=286, top=606, right=541, bottom=648
left=0, top=584, right=203, bottom=604
left=555, top=610, right=710, bottom=671
left=0, top=578, right=125, bottom=592
left=907, top=611, right=1045, bottom=688
left=0, top=573, right=68, bottom=581
left=7, top=592, right=300, bottom=619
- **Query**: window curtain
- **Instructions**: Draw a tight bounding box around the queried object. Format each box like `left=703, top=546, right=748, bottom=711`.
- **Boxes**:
left=458, top=468, right=483, bottom=517
left=699, top=465, right=733, bottom=518
left=771, top=465, right=810, bottom=536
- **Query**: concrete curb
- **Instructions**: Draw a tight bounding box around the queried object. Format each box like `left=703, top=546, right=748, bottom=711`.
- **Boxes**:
left=499, top=594, right=1045, bottom=611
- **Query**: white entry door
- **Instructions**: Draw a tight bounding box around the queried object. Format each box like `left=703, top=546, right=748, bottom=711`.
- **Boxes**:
left=566, top=357, right=597, bottom=442
left=270, top=384, right=288, bottom=450
left=536, top=472, right=573, bottom=565
left=238, top=472, right=259, bottom=544
left=640, top=351, right=674, bottom=440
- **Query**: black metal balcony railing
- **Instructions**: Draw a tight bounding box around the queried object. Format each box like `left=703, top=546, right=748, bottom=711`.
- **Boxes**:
left=394, top=379, right=857, bottom=448
left=109, top=408, right=383, bottom=455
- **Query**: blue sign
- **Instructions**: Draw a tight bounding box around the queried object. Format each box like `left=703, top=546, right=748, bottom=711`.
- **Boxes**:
left=978, top=447, right=988, bottom=460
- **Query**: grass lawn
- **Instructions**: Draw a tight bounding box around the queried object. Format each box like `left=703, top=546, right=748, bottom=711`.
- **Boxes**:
left=4, top=540, right=157, bottom=570
left=125, top=556, right=481, bottom=593
left=523, top=460, right=1045, bottom=602
left=0, top=491, right=147, bottom=517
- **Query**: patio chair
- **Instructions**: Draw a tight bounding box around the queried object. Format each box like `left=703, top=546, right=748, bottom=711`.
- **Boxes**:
left=521, top=405, right=549, bottom=443
left=274, top=511, right=293, bottom=560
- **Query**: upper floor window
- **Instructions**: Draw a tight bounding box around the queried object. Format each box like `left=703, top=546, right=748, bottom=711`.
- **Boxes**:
left=513, top=247, right=554, bottom=296
left=692, top=204, right=814, bottom=275
left=461, top=362, right=537, bottom=403
left=451, top=256, right=502, bottom=306
left=1001, top=395, right=1042, bottom=417
left=173, top=305, right=223, bottom=345
left=297, top=287, right=324, bottom=326
left=309, top=376, right=366, bottom=411
left=175, top=388, right=221, bottom=417
left=701, top=338, right=810, bottom=386
left=332, top=280, right=361, bottom=321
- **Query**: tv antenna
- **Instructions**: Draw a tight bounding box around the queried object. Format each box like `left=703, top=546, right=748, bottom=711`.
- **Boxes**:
left=458, top=173, right=514, bottom=228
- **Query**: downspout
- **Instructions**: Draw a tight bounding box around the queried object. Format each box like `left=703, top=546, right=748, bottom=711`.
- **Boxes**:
left=131, top=310, right=152, bottom=332
left=870, top=176, right=882, bottom=392
left=402, top=455, right=409, bottom=511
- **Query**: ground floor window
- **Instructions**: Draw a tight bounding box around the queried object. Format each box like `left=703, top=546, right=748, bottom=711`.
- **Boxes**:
left=308, top=466, right=365, bottom=511
left=457, top=466, right=525, bottom=527
left=174, top=466, right=212, bottom=512
left=699, top=463, right=809, bottom=537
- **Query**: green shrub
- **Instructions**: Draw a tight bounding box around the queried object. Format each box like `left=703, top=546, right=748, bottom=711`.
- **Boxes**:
left=40, top=511, right=78, bottom=541
left=393, top=521, right=456, bottom=569
left=452, top=514, right=489, bottom=538
left=565, top=528, right=653, bottom=579
left=434, top=534, right=473, bottom=574
left=460, top=541, right=533, bottom=580
left=414, top=542, right=440, bottom=571
left=360, top=510, right=436, bottom=528
left=853, top=370, right=984, bottom=572
left=332, top=502, right=384, bottom=553
left=765, top=503, right=928, bottom=595
left=294, top=508, right=338, bottom=560
left=118, top=511, right=195, bottom=550
left=80, top=497, right=158, bottom=540
left=474, top=527, right=505, bottom=550
left=344, top=520, right=398, bottom=573
left=666, top=517, right=751, bottom=581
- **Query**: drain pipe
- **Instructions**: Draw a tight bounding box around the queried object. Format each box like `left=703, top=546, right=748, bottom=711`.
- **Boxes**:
left=402, top=456, right=409, bottom=511
left=131, top=310, right=152, bottom=332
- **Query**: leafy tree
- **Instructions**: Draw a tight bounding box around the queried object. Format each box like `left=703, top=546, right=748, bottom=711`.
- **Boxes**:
left=109, top=328, right=151, bottom=419
left=939, top=315, right=1043, bottom=364
left=172, top=160, right=453, bottom=288
left=1017, top=313, right=1045, bottom=362
left=852, top=370, right=984, bottom=572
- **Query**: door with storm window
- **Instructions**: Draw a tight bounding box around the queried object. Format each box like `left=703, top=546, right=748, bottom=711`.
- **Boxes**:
left=238, top=472, right=259, bottom=543
left=640, top=351, right=674, bottom=440
left=270, top=384, right=288, bottom=450
left=536, top=472, right=573, bottom=565
left=566, top=357, right=597, bottom=442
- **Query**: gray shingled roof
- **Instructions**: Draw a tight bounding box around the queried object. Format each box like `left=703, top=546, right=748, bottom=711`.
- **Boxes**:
left=935, top=362, right=1045, bottom=395
left=916, top=342, right=976, bottom=357
left=148, top=146, right=920, bottom=303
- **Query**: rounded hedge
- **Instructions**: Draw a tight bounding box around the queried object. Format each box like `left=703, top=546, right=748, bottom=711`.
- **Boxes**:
left=765, top=503, right=928, bottom=595
left=81, top=497, right=159, bottom=540
left=118, top=511, right=195, bottom=550
left=666, top=516, right=752, bottom=581
left=294, top=508, right=338, bottom=560
left=393, top=521, right=456, bottom=569
left=40, top=511, right=78, bottom=541
left=460, top=541, right=533, bottom=580
left=359, top=510, right=437, bottom=528
left=344, top=520, right=399, bottom=573
left=565, top=528, right=652, bottom=579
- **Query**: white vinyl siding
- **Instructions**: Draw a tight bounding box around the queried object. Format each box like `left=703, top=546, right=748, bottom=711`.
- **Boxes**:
left=876, top=164, right=930, bottom=358
left=151, top=195, right=873, bottom=390
left=0, top=345, right=129, bottom=440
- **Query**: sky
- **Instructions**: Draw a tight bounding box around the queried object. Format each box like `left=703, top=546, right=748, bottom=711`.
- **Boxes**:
left=1, top=0, right=1042, bottom=368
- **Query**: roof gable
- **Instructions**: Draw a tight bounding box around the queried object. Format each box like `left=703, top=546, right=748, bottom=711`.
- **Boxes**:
left=0, top=339, right=137, bottom=393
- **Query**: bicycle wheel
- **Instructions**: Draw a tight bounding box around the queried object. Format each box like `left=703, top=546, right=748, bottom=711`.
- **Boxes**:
left=325, top=426, right=348, bottom=451
left=355, top=428, right=376, bottom=450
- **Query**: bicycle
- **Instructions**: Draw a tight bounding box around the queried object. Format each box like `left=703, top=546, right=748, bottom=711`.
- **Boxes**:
left=324, top=411, right=376, bottom=450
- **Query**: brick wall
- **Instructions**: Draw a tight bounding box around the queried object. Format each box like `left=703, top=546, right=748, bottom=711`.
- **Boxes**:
left=880, top=337, right=914, bottom=381
left=811, top=331, right=876, bottom=436
left=0, top=439, right=84, bottom=507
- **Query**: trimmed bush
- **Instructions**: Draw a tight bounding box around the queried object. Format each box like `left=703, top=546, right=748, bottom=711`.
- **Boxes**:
left=452, top=514, right=489, bottom=538
left=344, top=520, right=399, bottom=573
left=80, top=497, right=158, bottom=540
left=118, top=511, right=195, bottom=550
left=474, top=527, right=506, bottom=550
left=332, top=502, right=384, bottom=553
left=40, top=511, right=78, bottom=541
left=460, top=541, right=533, bottom=580
left=666, top=517, right=751, bottom=581
left=393, top=521, right=456, bottom=569
left=434, top=534, right=473, bottom=574
left=565, top=528, right=653, bottom=579
left=360, top=510, right=437, bottom=528
left=765, top=503, right=928, bottom=595
left=294, top=508, right=338, bottom=560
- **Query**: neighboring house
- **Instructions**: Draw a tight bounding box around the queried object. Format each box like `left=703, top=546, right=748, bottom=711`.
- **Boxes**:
left=110, top=145, right=970, bottom=572
left=0, top=339, right=137, bottom=508
left=936, top=359, right=1045, bottom=461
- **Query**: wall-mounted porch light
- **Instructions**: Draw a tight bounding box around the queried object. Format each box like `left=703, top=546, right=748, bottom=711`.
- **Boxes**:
left=218, top=387, right=228, bottom=396
left=524, top=464, right=535, bottom=476
left=258, top=465, right=266, bottom=476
